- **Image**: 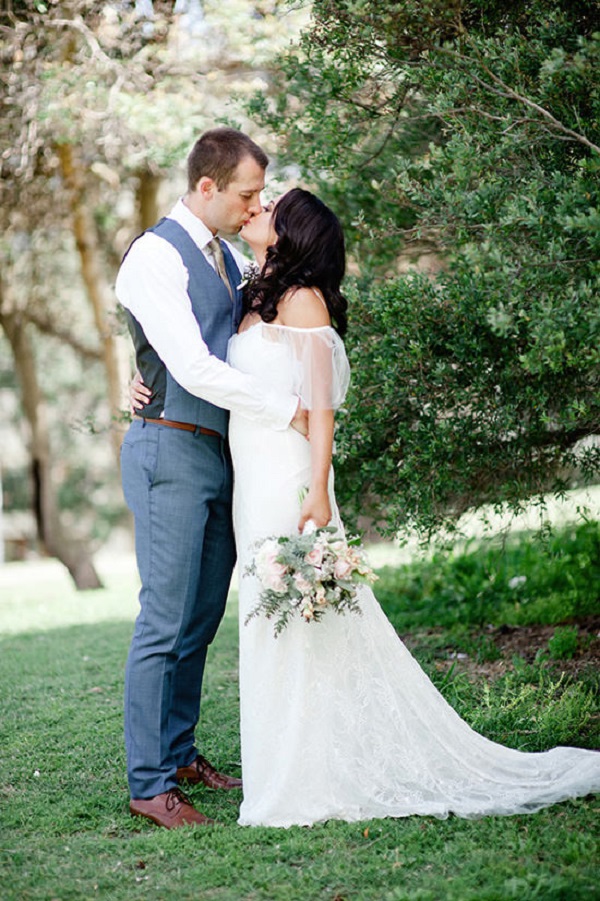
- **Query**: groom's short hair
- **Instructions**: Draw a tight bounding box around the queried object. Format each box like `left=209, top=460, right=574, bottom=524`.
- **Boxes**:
left=187, top=128, right=268, bottom=192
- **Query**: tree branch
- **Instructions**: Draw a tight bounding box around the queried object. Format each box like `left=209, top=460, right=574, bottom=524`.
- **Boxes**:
left=25, top=310, right=102, bottom=361
left=52, top=16, right=115, bottom=68
left=436, top=47, right=600, bottom=155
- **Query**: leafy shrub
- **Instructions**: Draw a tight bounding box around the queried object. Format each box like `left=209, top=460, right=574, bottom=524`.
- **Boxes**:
left=250, top=0, right=600, bottom=534
left=375, top=520, right=600, bottom=630
left=547, top=625, right=580, bottom=660
left=465, top=667, right=598, bottom=750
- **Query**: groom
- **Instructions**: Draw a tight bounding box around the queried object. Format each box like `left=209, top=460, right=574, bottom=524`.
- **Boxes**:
left=117, top=127, right=304, bottom=828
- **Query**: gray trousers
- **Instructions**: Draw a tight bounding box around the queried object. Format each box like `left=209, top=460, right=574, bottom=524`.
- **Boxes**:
left=120, top=418, right=236, bottom=799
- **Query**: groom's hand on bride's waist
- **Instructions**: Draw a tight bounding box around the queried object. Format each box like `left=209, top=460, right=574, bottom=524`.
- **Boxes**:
left=290, top=401, right=309, bottom=438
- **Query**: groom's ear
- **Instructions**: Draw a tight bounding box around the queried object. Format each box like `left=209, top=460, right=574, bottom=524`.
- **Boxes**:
left=196, top=176, right=216, bottom=200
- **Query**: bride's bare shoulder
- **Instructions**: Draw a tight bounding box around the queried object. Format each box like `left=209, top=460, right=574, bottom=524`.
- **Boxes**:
left=278, top=287, right=331, bottom=329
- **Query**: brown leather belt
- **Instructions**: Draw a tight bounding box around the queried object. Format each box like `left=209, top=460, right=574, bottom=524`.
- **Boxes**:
left=136, top=416, right=221, bottom=438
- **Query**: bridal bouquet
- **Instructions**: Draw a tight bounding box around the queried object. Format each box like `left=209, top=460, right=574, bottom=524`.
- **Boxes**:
left=244, top=525, right=378, bottom=637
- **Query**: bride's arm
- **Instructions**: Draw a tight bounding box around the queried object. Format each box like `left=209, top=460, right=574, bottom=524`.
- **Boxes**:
left=278, top=288, right=335, bottom=531
left=299, top=408, right=334, bottom=531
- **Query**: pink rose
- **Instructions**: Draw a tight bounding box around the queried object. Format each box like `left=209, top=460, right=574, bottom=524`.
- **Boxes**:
left=334, top=558, right=354, bottom=580
left=293, top=572, right=312, bottom=594
left=265, top=567, right=287, bottom=593
left=305, top=545, right=324, bottom=568
left=256, top=543, right=288, bottom=594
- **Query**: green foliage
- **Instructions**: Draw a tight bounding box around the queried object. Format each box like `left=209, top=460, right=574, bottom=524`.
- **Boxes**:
left=250, top=0, right=600, bottom=533
left=428, top=654, right=599, bottom=751
left=547, top=624, right=580, bottom=660
left=462, top=665, right=598, bottom=750
left=336, top=259, right=600, bottom=532
left=1, top=465, right=30, bottom=511
left=375, top=520, right=600, bottom=630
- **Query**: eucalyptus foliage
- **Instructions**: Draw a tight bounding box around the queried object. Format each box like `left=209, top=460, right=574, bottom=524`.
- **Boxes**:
left=249, top=0, right=600, bottom=534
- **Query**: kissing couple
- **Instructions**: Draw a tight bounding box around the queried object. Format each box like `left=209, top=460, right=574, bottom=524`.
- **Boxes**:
left=117, top=127, right=600, bottom=829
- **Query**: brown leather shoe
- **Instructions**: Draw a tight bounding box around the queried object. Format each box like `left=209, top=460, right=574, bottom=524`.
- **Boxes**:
left=130, top=787, right=214, bottom=828
left=176, top=754, right=242, bottom=790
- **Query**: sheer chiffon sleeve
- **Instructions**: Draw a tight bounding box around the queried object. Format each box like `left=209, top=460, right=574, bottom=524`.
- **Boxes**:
left=262, top=325, right=350, bottom=411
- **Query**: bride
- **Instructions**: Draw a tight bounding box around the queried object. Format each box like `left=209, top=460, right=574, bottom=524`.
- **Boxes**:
left=227, top=188, right=600, bottom=828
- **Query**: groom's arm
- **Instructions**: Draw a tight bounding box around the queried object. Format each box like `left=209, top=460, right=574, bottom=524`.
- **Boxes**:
left=116, top=232, right=298, bottom=430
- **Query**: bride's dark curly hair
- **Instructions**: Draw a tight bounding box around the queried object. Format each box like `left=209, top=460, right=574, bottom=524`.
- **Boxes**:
left=242, top=188, right=348, bottom=337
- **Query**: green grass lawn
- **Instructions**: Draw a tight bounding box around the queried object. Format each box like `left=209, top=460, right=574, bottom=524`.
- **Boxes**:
left=0, top=527, right=598, bottom=901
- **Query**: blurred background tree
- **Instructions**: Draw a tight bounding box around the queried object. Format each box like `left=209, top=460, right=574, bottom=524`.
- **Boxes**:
left=0, top=0, right=308, bottom=584
left=246, top=0, right=600, bottom=534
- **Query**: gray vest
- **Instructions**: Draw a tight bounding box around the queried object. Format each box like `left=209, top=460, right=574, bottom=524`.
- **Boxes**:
left=124, top=217, right=243, bottom=437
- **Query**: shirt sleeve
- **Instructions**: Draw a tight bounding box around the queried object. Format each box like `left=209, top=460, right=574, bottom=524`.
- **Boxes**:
left=115, top=232, right=297, bottom=430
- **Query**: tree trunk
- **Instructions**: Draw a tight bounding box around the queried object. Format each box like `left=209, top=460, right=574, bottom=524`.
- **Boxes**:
left=136, top=168, right=162, bottom=231
left=0, top=308, right=103, bottom=590
left=56, top=142, right=129, bottom=465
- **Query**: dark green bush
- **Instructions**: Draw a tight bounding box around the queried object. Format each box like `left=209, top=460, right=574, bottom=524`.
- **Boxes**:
left=374, top=520, right=600, bottom=631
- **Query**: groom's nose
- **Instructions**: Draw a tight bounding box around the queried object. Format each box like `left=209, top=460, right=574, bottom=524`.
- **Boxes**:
left=247, top=194, right=263, bottom=215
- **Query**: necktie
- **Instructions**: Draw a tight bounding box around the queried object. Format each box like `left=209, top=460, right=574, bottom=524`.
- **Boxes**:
left=207, top=237, right=234, bottom=302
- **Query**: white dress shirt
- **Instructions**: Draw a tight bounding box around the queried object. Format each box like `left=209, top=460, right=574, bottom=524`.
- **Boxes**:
left=115, top=199, right=297, bottom=430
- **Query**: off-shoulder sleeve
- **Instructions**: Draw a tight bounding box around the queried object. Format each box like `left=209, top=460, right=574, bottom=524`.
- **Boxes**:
left=262, top=325, right=350, bottom=411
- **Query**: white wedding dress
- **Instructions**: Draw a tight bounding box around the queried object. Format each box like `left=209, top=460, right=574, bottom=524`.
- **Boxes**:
left=228, top=321, right=600, bottom=828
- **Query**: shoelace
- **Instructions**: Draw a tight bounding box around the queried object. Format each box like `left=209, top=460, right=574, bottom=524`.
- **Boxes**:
left=195, top=755, right=211, bottom=777
left=164, top=787, right=193, bottom=811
